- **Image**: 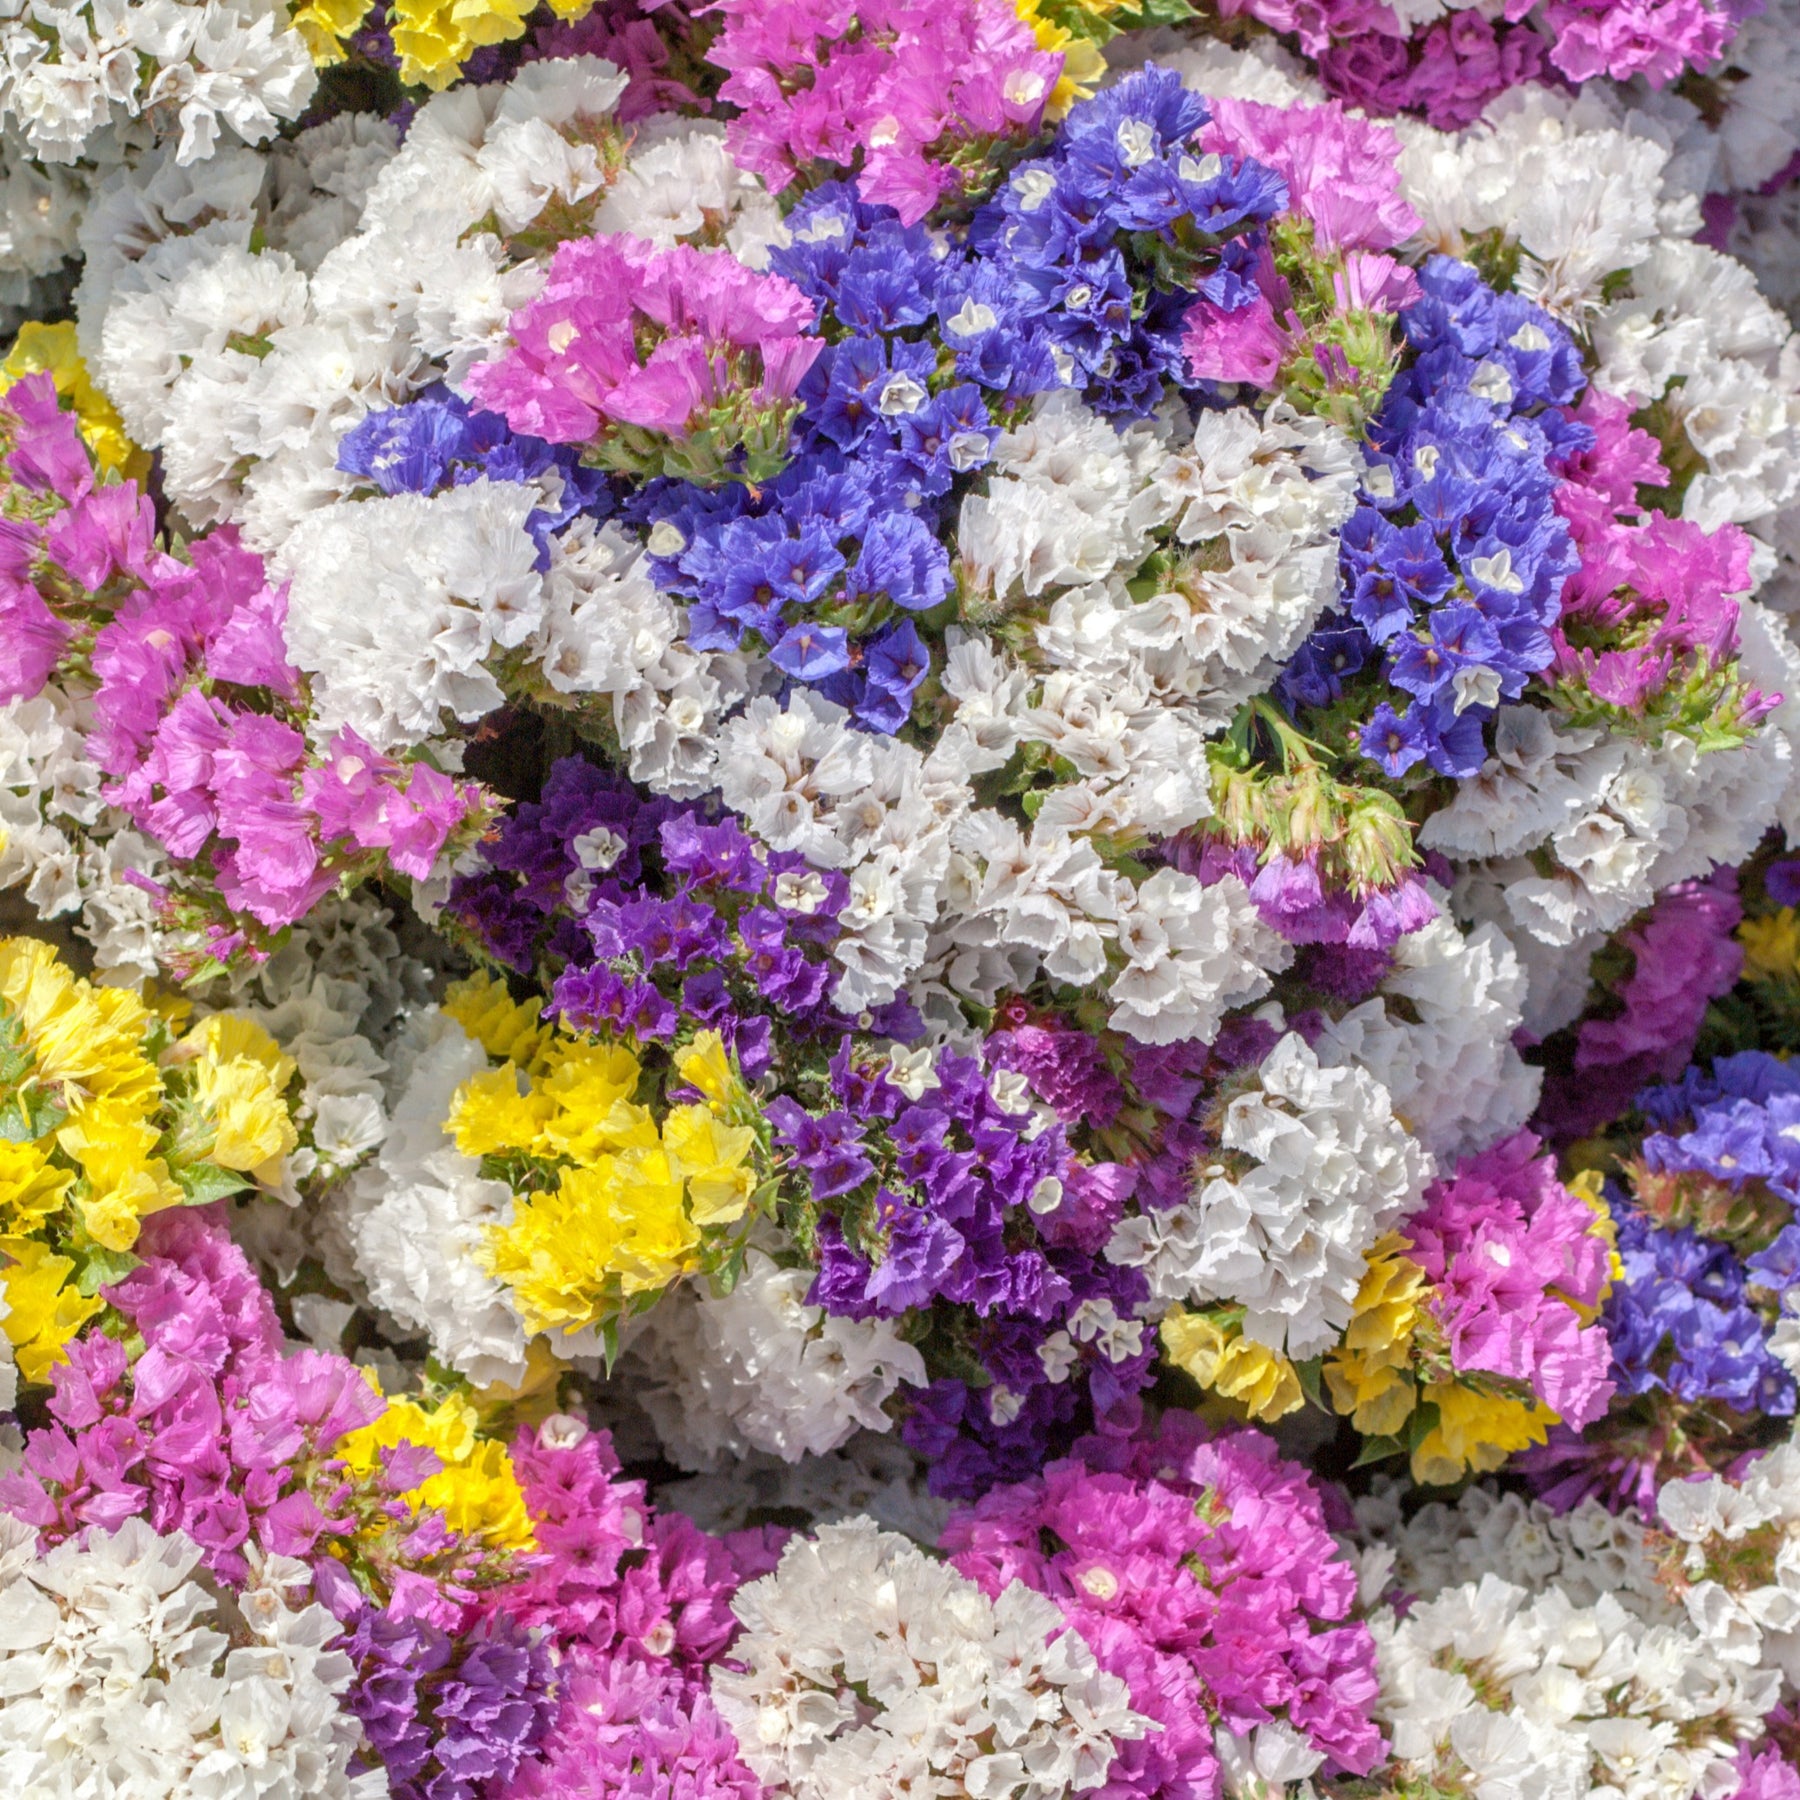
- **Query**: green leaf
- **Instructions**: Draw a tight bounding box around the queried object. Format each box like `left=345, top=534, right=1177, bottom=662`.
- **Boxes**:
left=0, top=1088, right=63, bottom=1143
left=76, top=1245, right=141, bottom=1296
left=172, top=1162, right=255, bottom=1205
left=1350, top=1433, right=1406, bottom=1470
left=1293, top=1355, right=1326, bottom=1412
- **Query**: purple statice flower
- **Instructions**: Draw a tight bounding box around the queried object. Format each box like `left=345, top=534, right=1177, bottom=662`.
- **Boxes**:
left=941, top=1415, right=1386, bottom=1797
left=1539, top=870, right=1744, bottom=1141
left=1639, top=1048, right=1800, bottom=1208
left=449, top=755, right=908, bottom=1077
left=492, top=1651, right=760, bottom=1800
left=707, top=0, right=1062, bottom=225
left=1403, top=1130, right=1615, bottom=1427
left=329, top=1601, right=556, bottom=1800
left=74, top=526, right=487, bottom=933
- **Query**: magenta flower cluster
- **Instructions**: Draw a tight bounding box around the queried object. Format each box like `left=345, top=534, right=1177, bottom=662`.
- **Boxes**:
left=942, top=1414, right=1386, bottom=1799
left=1404, top=1130, right=1616, bottom=1428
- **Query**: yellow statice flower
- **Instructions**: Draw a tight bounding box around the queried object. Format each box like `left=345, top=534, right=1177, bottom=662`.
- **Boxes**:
left=0, top=321, right=148, bottom=482
left=487, top=1146, right=703, bottom=1334
left=290, top=0, right=375, bottom=63
left=57, top=1101, right=183, bottom=1251
left=1741, top=908, right=1800, bottom=984
left=1410, top=1381, right=1555, bottom=1487
left=338, top=1389, right=536, bottom=1553
left=1161, top=1308, right=1304, bottom=1421
left=1324, top=1236, right=1428, bottom=1435
left=449, top=1063, right=560, bottom=1162
left=0, top=1140, right=72, bottom=1234
left=445, top=971, right=547, bottom=1067
left=662, top=1104, right=757, bottom=1225
left=0, top=1237, right=103, bottom=1383
left=1014, top=0, right=1113, bottom=115
left=0, top=938, right=160, bottom=1124
left=534, top=1040, right=645, bottom=1163
left=389, top=0, right=537, bottom=89
left=182, top=1015, right=299, bottom=1177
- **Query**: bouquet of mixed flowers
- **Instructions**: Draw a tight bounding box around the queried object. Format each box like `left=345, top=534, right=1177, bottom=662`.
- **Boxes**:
left=4, top=0, right=1800, bottom=1795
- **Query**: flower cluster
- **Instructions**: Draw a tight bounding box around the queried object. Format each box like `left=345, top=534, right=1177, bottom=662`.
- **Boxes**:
left=0, top=1, right=1796, bottom=1794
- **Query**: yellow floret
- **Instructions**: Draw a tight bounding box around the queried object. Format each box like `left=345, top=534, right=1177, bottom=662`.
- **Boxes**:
left=534, top=1040, right=645, bottom=1163
left=339, top=1391, right=535, bottom=1552
left=485, top=1147, right=701, bottom=1335
left=0, top=1237, right=104, bottom=1383
left=449, top=1064, right=558, bottom=1161
left=56, top=1100, right=182, bottom=1251
left=662, top=1104, right=756, bottom=1226
left=289, top=0, right=376, bottom=63
left=1741, top=909, right=1800, bottom=984
left=389, top=0, right=536, bottom=90
left=189, top=1053, right=299, bottom=1176
left=0, top=1139, right=72, bottom=1233
left=0, top=939, right=159, bottom=1126
left=1161, top=1308, right=1305, bottom=1421
left=675, top=1031, right=742, bottom=1110
left=1410, top=1381, right=1555, bottom=1486
left=1, top=321, right=149, bottom=482
left=444, top=971, right=546, bottom=1067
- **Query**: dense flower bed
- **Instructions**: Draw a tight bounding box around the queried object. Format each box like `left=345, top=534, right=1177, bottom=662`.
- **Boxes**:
left=4, top=0, right=1800, bottom=1795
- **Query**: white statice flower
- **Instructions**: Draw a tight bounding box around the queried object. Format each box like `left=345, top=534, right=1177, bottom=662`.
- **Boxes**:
left=1372, top=1570, right=1775, bottom=1800
left=955, top=390, right=1167, bottom=603
left=279, top=480, right=547, bottom=751
left=1314, top=911, right=1540, bottom=1162
left=1655, top=1441, right=1800, bottom=1690
left=1105, top=1030, right=1432, bottom=1357
left=0, top=0, right=315, bottom=168
left=1353, top=1479, right=1673, bottom=1618
left=0, top=1514, right=380, bottom=1798
left=660, top=1434, right=950, bottom=1547
left=0, top=688, right=173, bottom=981
left=593, top=116, right=788, bottom=266
left=342, top=1007, right=541, bottom=1388
left=631, top=1249, right=926, bottom=1468
left=1395, top=86, right=1687, bottom=322
left=0, top=134, right=89, bottom=319
left=931, top=810, right=1285, bottom=1043
left=1591, top=237, right=1800, bottom=537
left=716, top=689, right=964, bottom=1010
left=712, top=1517, right=1149, bottom=1800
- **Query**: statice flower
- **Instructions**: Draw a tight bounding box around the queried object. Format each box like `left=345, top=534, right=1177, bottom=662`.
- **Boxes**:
left=464, top=234, right=824, bottom=484
left=707, top=0, right=1065, bottom=224
left=711, top=1514, right=1150, bottom=1798
left=1279, top=256, right=1586, bottom=781
left=1105, top=1029, right=1433, bottom=1359
left=1183, top=95, right=1420, bottom=429
left=942, top=1414, right=1385, bottom=1798
left=1546, top=388, right=1776, bottom=749
left=1542, top=871, right=1746, bottom=1142
left=0, top=1513, right=379, bottom=1798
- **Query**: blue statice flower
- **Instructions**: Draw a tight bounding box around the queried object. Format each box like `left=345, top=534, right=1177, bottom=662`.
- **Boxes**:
left=1604, top=1201, right=1796, bottom=1416
left=1280, top=256, right=1588, bottom=779
left=1639, top=1049, right=1800, bottom=1205
left=336, top=387, right=610, bottom=564
left=974, top=66, right=1287, bottom=420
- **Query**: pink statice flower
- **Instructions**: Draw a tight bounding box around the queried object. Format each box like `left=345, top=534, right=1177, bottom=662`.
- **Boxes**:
left=705, top=0, right=1062, bottom=225
left=1403, top=1130, right=1617, bottom=1428
left=465, top=234, right=822, bottom=483
left=1538, top=871, right=1746, bottom=1141
left=1182, top=98, right=1418, bottom=426
left=86, top=529, right=486, bottom=932
left=1547, top=387, right=1775, bottom=742
left=942, top=1416, right=1385, bottom=1799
